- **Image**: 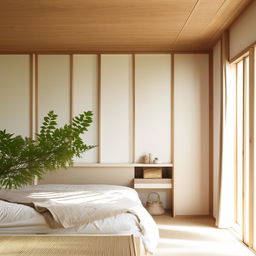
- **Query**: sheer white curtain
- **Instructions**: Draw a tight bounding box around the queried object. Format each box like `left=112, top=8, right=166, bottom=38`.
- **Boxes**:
left=216, top=33, right=236, bottom=228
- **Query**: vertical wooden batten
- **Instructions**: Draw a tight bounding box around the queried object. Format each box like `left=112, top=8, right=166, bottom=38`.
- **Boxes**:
left=29, top=54, right=33, bottom=138
left=234, top=62, right=238, bottom=224
left=132, top=54, right=136, bottom=163
left=69, top=54, right=73, bottom=121
left=242, top=56, right=248, bottom=243
left=97, top=54, right=101, bottom=163
left=248, top=46, right=255, bottom=248
left=209, top=51, right=214, bottom=217
left=171, top=53, right=175, bottom=217
left=35, top=54, right=39, bottom=134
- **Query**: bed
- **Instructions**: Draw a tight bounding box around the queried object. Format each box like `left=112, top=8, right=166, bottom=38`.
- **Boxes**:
left=0, top=184, right=159, bottom=255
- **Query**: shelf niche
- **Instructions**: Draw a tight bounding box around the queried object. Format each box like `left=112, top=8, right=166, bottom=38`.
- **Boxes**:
left=134, top=166, right=172, bottom=179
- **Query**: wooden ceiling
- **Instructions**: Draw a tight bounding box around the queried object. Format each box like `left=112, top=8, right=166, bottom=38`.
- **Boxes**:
left=0, top=0, right=252, bottom=52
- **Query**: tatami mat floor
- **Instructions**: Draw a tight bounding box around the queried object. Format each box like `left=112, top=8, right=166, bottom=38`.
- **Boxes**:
left=153, top=214, right=255, bottom=256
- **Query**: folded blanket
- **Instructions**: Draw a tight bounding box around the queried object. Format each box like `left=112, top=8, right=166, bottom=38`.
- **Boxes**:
left=0, top=185, right=139, bottom=229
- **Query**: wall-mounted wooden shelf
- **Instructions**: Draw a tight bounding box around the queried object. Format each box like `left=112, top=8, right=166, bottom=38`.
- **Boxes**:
left=73, top=163, right=173, bottom=168
left=134, top=178, right=172, bottom=189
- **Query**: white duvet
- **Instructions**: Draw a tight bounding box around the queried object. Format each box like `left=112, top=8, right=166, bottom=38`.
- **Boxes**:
left=0, top=184, right=159, bottom=254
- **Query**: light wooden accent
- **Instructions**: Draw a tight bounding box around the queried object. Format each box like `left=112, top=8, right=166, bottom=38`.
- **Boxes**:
left=97, top=54, right=101, bottom=163
left=0, top=0, right=251, bottom=52
left=134, top=178, right=172, bottom=184
left=132, top=54, right=136, bottom=163
left=171, top=54, right=175, bottom=217
left=209, top=51, right=213, bottom=217
left=234, top=62, right=238, bottom=229
left=100, top=54, right=133, bottom=163
left=242, top=56, right=249, bottom=243
left=172, top=0, right=252, bottom=50
left=72, top=55, right=99, bottom=163
left=134, top=179, right=172, bottom=190
left=69, top=54, right=73, bottom=121
left=31, top=54, right=36, bottom=139
left=174, top=54, right=209, bottom=215
left=37, top=55, right=70, bottom=128
left=35, top=54, right=39, bottom=133
left=134, top=184, right=172, bottom=189
left=29, top=54, right=33, bottom=138
left=248, top=47, right=255, bottom=248
left=74, top=163, right=173, bottom=168
left=134, top=178, right=172, bottom=189
left=135, top=54, right=171, bottom=163
left=0, top=55, right=30, bottom=137
left=39, top=167, right=134, bottom=187
left=0, top=236, right=142, bottom=256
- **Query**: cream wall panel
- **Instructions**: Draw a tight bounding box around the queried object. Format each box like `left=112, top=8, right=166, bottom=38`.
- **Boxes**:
left=213, top=41, right=221, bottom=218
left=73, top=55, right=98, bottom=163
left=101, top=54, right=133, bottom=163
left=135, top=54, right=171, bottom=163
left=38, top=55, right=70, bottom=129
left=174, top=54, right=209, bottom=215
left=230, top=1, right=256, bottom=60
left=0, top=55, right=30, bottom=137
left=40, top=167, right=134, bottom=187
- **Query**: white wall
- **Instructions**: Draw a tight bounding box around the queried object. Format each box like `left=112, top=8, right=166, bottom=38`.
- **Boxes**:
left=213, top=41, right=221, bottom=218
left=38, top=55, right=70, bottom=128
left=135, top=54, right=171, bottom=163
left=0, top=53, right=210, bottom=215
left=101, top=55, right=133, bottom=163
left=0, top=55, right=30, bottom=137
left=174, top=54, right=209, bottom=215
left=73, top=54, right=98, bottom=163
left=230, top=1, right=256, bottom=60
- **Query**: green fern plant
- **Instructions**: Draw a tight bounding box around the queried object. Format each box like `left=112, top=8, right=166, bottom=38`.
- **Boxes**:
left=0, top=110, right=95, bottom=189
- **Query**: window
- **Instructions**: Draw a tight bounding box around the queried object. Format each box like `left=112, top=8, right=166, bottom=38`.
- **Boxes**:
left=233, top=48, right=255, bottom=251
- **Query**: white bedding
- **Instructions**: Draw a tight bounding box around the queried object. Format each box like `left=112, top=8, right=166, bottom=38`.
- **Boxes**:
left=0, top=184, right=159, bottom=254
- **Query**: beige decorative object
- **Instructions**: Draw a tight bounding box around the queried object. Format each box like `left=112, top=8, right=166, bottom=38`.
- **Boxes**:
left=145, top=192, right=165, bottom=216
left=143, top=155, right=150, bottom=164
left=143, top=168, right=162, bottom=179
left=149, top=153, right=154, bottom=164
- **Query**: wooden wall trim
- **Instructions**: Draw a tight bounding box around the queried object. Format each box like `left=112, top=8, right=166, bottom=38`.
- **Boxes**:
left=35, top=54, right=39, bottom=134
left=132, top=54, right=136, bottom=163
left=248, top=46, right=255, bottom=247
left=242, top=56, right=248, bottom=242
left=209, top=51, right=214, bottom=217
left=29, top=54, right=33, bottom=138
left=97, top=54, right=101, bottom=163
left=0, top=50, right=211, bottom=55
left=171, top=53, right=175, bottom=217
left=69, top=54, right=73, bottom=121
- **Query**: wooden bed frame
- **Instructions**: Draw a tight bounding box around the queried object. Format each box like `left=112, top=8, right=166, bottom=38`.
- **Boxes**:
left=0, top=235, right=147, bottom=256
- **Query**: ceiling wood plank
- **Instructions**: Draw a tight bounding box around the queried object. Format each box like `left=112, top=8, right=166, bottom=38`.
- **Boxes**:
left=0, top=0, right=252, bottom=52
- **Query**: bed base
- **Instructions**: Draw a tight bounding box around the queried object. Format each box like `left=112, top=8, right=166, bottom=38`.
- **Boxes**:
left=0, top=234, right=147, bottom=256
